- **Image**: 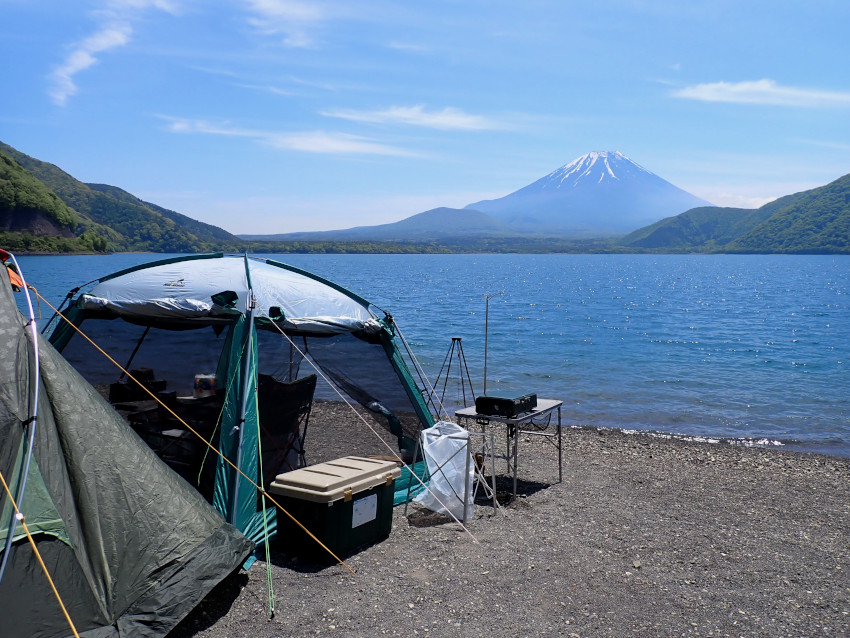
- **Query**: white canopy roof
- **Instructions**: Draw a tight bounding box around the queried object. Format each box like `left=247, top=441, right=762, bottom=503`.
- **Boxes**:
left=79, top=255, right=380, bottom=334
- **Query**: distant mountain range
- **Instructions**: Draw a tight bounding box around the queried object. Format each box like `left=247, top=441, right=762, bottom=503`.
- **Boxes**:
left=1, top=140, right=848, bottom=254
left=243, top=207, right=512, bottom=243
left=244, top=151, right=714, bottom=242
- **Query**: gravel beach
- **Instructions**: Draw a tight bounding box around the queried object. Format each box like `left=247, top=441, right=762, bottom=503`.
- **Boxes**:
left=171, top=402, right=850, bottom=638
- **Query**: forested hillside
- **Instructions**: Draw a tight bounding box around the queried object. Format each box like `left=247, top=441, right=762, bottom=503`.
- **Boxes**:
left=0, top=142, right=245, bottom=253
left=619, top=173, right=850, bottom=254
left=727, top=174, right=850, bottom=253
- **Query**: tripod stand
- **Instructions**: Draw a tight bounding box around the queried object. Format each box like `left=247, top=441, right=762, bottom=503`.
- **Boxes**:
left=430, top=337, right=477, bottom=415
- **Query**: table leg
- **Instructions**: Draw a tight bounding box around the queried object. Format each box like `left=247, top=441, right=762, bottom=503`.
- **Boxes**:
left=557, top=405, right=562, bottom=483
left=512, top=424, right=518, bottom=498
left=462, top=438, right=471, bottom=523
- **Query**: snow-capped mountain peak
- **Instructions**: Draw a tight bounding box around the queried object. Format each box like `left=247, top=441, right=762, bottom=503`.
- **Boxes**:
left=464, top=151, right=714, bottom=236
left=547, top=151, right=651, bottom=188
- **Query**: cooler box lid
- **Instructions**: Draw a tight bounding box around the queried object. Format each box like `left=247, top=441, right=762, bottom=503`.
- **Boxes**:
left=269, top=456, right=401, bottom=503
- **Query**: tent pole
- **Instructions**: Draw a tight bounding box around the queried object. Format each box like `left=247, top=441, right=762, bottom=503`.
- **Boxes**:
left=230, top=304, right=255, bottom=524
left=119, top=325, right=151, bottom=380
left=231, top=257, right=257, bottom=525
left=0, top=253, right=41, bottom=584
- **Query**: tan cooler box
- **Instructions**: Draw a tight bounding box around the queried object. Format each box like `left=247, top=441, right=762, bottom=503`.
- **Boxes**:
left=269, top=456, right=401, bottom=560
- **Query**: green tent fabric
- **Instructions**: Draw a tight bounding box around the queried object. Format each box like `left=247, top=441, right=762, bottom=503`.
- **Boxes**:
left=47, top=254, right=436, bottom=546
left=0, top=263, right=254, bottom=638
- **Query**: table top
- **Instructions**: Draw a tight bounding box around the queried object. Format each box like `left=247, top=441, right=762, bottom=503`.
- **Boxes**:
left=455, top=398, right=562, bottom=424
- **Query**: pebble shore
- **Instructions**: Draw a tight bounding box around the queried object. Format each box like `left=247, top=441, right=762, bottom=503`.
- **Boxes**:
left=172, top=403, right=850, bottom=638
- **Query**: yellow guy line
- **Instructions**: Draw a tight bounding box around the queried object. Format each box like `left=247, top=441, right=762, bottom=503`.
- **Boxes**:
left=36, top=292, right=355, bottom=574
left=0, top=468, right=81, bottom=638
left=260, top=309, right=479, bottom=543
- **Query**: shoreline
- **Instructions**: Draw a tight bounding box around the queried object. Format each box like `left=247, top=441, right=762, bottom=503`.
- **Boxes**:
left=582, top=423, right=850, bottom=460
left=171, top=407, right=850, bottom=638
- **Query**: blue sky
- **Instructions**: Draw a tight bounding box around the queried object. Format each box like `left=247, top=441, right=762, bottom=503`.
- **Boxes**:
left=2, top=1, right=849, bottom=234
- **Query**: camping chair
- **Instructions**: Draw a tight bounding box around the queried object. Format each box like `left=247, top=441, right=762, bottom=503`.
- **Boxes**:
left=127, top=391, right=225, bottom=485
left=257, top=373, right=317, bottom=489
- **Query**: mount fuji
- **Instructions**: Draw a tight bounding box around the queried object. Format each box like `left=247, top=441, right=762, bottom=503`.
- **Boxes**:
left=239, top=151, right=715, bottom=242
left=465, top=151, right=714, bottom=236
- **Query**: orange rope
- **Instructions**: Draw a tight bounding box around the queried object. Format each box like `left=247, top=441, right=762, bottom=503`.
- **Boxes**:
left=0, top=468, right=81, bottom=638
left=35, top=291, right=355, bottom=573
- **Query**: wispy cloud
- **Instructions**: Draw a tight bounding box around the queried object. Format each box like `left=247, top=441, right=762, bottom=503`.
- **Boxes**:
left=49, top=1, right=180, bottom=106
left=321, top=105, right=508, bottom=131
left=161, top=116, right=421, bottom=156
left=241, top=0, right=326, bottom=48
left=673, top=79, right=850, bottom=107
left=386, top=41, right=430, bottom=54
left=236, top=83, right=299, bottom=97
left=792, top=138, right=850, bottom=152
left=49, top=24, right=131, bottom=105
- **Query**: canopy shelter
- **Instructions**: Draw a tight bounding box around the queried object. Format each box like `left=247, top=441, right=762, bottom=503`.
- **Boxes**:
left=46, top=253, right=435, bottom=543
left=0, top=256, right=253, bottom=638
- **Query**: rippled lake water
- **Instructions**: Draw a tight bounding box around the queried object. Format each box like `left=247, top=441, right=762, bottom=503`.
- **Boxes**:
left=15, top=252, right=849, bottom=456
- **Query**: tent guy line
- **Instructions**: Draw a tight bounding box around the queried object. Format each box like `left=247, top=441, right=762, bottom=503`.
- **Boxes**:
left=0, top=252, right=79, bottom=636
left=0, top=471, right=81, bottom=636
left=0, top=462, right=81, bottom=638
left=1, top=255, right=255, bottom=637
left=259, top=305, right=479, bottom=544
left=37, top=286, right=478, bottom=557
left=34, top=289, right=358, bottom=573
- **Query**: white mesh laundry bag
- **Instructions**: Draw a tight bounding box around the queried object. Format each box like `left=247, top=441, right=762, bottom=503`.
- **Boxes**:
left=413, top=421, right=474, bottom=520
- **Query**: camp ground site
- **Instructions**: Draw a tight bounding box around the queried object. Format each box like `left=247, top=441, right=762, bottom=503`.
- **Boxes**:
left=2, top=251, right=850, bottom=638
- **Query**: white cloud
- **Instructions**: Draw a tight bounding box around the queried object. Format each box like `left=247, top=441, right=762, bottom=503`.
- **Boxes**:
left=386, top=41, right=430, bottom=54
left=161, top=116, right=421, bottom=156
left=685, top=179, right=830, bottom=209
left=699, top=192, right=777, bottom=209
left=48, top=1, right=180, bottom=106
left=49, top=24, right=132, bottom=105
left=792, top=138, right=850, bottom=152
left=673, top=79, right=850, bottom=107
left=241, top=0, right=325, bottom=47
left=111, top=0, right=180, bottom=10
left=321, top=105, right=508, bottom=131
left=236, top=83, right=298, bottom=97
left=267, top=131, right=418, bottom=156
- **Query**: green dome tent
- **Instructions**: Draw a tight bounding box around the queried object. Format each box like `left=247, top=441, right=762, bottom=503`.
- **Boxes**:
left=0, top=254, right=253, bottom=637
left=47, top=253, right=435, bottom=543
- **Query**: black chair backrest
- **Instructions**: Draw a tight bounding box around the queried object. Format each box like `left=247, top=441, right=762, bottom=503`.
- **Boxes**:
left=257, top=373, right=318, bottom=486
left=257, top=373, right=317, bottom=427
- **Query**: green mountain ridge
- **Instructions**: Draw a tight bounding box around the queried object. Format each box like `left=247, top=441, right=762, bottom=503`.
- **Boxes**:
left=0, top=141, right=244, bottom=253
left=1, top=151, right=77, bottom=232
left=619, top=173, right=850, bottom=254
left=727, top=174, right=850, bottom=253
left=1, top=139, right=848, bottom=254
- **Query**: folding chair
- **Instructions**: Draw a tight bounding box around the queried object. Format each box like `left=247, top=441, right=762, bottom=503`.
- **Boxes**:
left=257, top=373, right=317, bottom=489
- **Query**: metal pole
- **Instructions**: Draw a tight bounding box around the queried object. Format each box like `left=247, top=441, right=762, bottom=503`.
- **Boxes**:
left=231, top=254, right=256, bottom=525
left=0, top=253, right=41, bottom=584
left=483, top=291, right=503, bottom=396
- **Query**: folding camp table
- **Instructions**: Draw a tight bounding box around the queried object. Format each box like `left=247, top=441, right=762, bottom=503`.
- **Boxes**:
left=454, top=399, right=563, bottom=499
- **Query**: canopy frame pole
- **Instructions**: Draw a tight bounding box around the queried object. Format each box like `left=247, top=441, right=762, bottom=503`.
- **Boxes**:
left=118, top=325, right=151, bottom=380
left=230, top=255, right=256, bottom=524
left=0, top=253, right=41, bottom=584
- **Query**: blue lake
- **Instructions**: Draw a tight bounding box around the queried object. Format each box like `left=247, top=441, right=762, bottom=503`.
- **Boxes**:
left=13, top=252, right=850, bottom=457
